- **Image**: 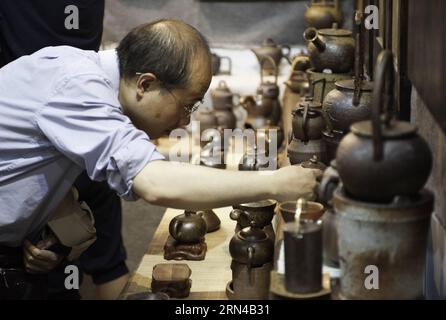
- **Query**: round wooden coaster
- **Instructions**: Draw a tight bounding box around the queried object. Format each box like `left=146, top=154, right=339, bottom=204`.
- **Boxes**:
left=269, top=271, right=331, bottom=299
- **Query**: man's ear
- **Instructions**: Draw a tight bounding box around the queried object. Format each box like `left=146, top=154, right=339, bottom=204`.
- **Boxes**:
left=136, top=73, right=157, bottom=99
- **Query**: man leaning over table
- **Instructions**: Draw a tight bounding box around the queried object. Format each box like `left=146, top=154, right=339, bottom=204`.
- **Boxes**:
left=0, top=19, right=320, bottom=299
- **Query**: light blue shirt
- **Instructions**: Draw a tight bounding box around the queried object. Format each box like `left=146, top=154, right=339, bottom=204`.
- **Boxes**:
left=0, top=46, right=164, bottom=246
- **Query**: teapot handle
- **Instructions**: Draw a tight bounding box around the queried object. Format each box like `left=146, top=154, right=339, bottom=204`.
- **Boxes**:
left=317, top=168, right=340, bottom=206
left=259, top=55, right=278, bottom=85
left=372, top=50, right=394, bottom=161
left=353, top=11, right=364, bottom=106
left=219, top=57, right=232, bottom=75
left=310, top=78, right=326, bottom=103
left=301, top=103, right=310, bottom=143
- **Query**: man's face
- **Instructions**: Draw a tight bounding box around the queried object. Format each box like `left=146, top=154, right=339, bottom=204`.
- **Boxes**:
left=119, top=53, right=212, bottom=139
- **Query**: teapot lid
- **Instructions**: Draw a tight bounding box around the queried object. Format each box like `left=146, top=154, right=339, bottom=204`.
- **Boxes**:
left=351, top=120, right=417, bottom=139
left=318, top=28, right=352, bottom=37
left=238, top=222, right=268, bottom=242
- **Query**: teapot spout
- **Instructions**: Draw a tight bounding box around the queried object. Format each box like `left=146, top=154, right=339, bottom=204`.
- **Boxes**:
left=304, top=28, right=326, bottom=52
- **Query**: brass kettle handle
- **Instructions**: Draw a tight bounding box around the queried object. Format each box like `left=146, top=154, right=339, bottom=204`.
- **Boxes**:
left=372, top=50, right=395, bottom=161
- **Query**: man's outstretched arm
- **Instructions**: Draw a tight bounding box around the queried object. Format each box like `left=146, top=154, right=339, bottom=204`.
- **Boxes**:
left=133, top=161, right=320, bottom=210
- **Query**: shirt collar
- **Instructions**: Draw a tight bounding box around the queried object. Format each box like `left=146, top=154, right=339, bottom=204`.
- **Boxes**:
left=98, top=49, right=120, bottom=92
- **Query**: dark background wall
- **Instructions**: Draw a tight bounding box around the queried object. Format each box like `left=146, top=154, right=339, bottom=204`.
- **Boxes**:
left=411, top=88, right=446, bottom=299
left=103, top=0, right=354, bottom=47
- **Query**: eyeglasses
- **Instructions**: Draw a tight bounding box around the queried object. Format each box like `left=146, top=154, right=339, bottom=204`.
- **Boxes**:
left=135, top=72, right=203, bottom=117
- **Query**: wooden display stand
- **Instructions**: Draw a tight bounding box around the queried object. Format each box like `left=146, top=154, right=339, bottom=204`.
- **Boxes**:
left=163, top=236, right=207, bottom=261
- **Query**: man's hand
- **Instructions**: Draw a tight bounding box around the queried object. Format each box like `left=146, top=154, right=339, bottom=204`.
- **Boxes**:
left=23, top=237, right=64, bottom=274
left=272, top=166, right=322, bottom=203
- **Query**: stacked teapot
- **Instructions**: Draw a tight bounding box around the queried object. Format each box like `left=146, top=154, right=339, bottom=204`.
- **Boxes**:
left=333, top=51, right=434, bottom=300
left=252, top=38, right=290, bottom=76
left=211, top=80, right=238, bottom=130
left=227, top=221, right=274, bottom=300
left=165, top=211, right=208, bottom=261
left=287, top=100, right=327, bottom=165
left=284, top=50, right=311, bottom=96
left=240, top=56, right=283, bottom=129
left=230, top=200, right=277, bottom=243
left=304, top=23, right=354, bottom=104
left=239, top=125, right=281, bottom=171
left=322, top=12, right=374, bottom=163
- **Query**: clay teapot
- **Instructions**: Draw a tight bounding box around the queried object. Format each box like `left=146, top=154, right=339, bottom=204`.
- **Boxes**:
left=304, top=25, right=355, bottom=73
left=252, top=38, right=290, bottom=74
left=285, top=71, right=310, bottom=95
left=169, top=211, right=207, bottom=243
left=240, top=95, right=271, bottom=120
left=323, top=11, right=373, bottom=134
left=288, top=137, right=326, bottom=166
left=231, top=200, right=277, bottom=229
left=211, top=53, right=232, bottom=76
left=305, top=0, right=344, bottom=30
left=211, top=80, right=238, bottom=111
left=292, top=100, right=325, bottom=142
left=323, top=80, right=373, bottom=133
left=336, top=51, right=432, bottom=203
left=229, top=222, right=274, bottom=267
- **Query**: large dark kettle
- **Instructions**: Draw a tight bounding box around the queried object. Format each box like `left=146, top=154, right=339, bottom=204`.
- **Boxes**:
left=323, top=11, right=373, bottom=134
left=292, top=100, right=326, bottom=142
left=336, top=51, right=433, bottom=203
left=304, top=24, right=355, bottom=73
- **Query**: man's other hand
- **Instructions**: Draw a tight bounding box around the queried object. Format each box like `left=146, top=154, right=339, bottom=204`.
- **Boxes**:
left=23, top=237, right=64, bottom=274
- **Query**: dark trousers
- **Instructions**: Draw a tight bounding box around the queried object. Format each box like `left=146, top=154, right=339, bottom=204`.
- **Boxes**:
left=1, top=172, right=127, bottom=300
left=0, top=247, right=48, bottom=300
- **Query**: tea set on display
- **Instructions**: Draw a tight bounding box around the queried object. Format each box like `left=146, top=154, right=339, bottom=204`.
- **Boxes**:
left=150, top=3, right=435, bottom=301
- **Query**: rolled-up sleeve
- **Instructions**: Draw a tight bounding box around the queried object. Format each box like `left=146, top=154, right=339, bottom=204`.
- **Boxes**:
left=35, top=73, right=165, bottom=201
